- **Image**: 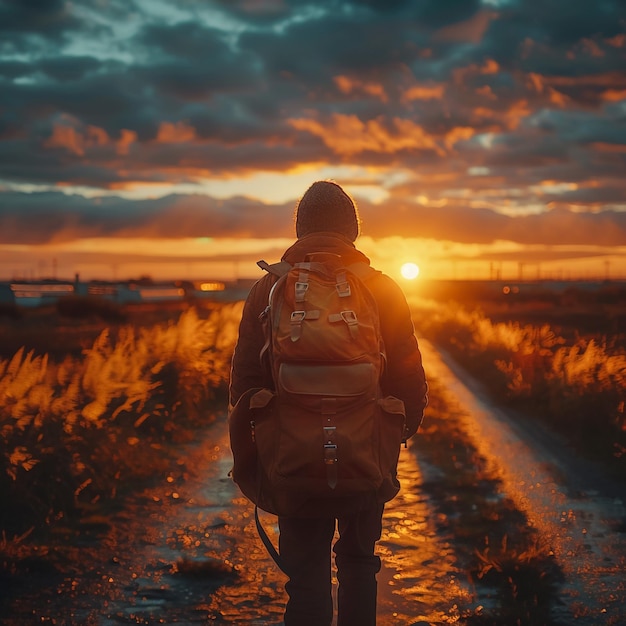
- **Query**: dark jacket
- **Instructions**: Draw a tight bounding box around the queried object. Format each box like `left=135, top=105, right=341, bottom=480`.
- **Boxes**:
left=229, top=233, right=428, bottom=438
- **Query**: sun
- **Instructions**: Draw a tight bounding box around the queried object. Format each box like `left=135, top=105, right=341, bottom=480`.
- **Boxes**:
left=400, top=262, right=420, bottom=280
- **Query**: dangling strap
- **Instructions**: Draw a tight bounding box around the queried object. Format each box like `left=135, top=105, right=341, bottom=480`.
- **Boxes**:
left=254, top=506, right=286, bottom=574
left=257, top=260, right=292, bottom=277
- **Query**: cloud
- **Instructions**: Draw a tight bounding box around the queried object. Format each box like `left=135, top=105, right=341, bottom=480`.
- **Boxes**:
left=0, top=0, right=82, bottom=43
left=0, top=0, right=624, bottom=255
left=1, top=190, right=625, bottom=249
left=0, top=191, right=295, bottom=243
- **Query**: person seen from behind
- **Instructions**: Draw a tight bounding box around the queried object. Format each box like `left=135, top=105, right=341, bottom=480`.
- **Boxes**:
left=229, top=180, right=428, bottom=625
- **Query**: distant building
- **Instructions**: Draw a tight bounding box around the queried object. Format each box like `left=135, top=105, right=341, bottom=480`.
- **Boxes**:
left=0, top=283, right=15, bottom=306
left=0, top=278, right=252, bottom=307
left=9, top=281, right=75, bottom=307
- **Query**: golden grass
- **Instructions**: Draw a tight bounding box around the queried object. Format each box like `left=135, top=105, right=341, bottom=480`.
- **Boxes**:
left=0, top=303, right=243, bottom=534
left=411, top=298, right=626, bottom=468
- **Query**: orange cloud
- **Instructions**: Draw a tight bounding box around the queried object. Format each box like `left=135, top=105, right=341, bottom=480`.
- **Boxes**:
left=469, top=100, right=530, bottom=131
left=526, top=73, right=570, bottom=106
left=606, top=33, right=625, bottom=48
left=444, top=126, right=475, bottom=149
left=453, top=58, right=500, bottom=85
left=107, top=180, right=175, bottom=191
left=546, top=72, right=625, bottom=88
left=475, top=85, right=496, bottom=100
left=289, top=114, right=445, bottom=156
left=44, top=124, right=85, bottom=156
left=333, top=75, right=389, bottom=102
left=481, top=59, right=500, bottom=75
left=527, top=72, right=545, bottom=93
left=402, top=84, right=445, bottom=102
left=504, top=100, right=531, bottom=130
left=591, top=142, right=626, bottom=153
left=548, top=88, right=569, bottom=106
left=156, top=121, right=198, bottom=143
left=602, top=89, right=626, bottom=102
left=116, top=129, right=137, bottom=155
left=44, top=122, right=123, bottom=156
left=289, top=114, right=475, bottom=157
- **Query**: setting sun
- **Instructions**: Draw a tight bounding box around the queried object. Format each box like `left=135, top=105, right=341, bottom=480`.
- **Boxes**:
left=401, top=262, right=420, bottom=280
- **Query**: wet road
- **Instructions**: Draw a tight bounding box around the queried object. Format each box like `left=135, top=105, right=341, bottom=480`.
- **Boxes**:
left=3, top=340, right=625, bottom=625
left=420, top=340, right=626, bottom=625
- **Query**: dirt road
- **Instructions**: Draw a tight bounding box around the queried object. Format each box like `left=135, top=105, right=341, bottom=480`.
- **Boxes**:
left=2, top=340, right=624, bottom=625
left=418, top=341, right=626, bottom=626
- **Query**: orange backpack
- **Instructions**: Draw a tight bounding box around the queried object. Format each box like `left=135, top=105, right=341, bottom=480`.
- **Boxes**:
left=229, top=252, right=407, bottom=523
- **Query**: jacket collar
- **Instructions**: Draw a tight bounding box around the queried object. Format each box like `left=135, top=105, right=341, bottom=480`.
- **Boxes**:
left=281, top=233, right=371, bottom=266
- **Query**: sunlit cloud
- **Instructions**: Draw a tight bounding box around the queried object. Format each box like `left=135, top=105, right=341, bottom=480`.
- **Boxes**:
left=289, top=114, right=446, bottom=156
left=0, top=0, right=624, bottom=281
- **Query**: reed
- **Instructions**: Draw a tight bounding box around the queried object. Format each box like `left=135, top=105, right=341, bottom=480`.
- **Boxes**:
left=0, top=303, right=243, bottom=536
left=411, top=298, right=626, bottom=473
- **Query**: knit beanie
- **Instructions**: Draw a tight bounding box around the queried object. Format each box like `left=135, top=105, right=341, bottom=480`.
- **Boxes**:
left=295, top=181, right=360, bottom=241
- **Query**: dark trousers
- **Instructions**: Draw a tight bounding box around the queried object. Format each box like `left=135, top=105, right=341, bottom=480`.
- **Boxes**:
left=278, top=504, right=384, bottom=626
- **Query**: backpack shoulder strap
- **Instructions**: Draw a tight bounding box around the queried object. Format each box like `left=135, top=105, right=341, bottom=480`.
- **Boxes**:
left=257, top=260, right=292, bottom=277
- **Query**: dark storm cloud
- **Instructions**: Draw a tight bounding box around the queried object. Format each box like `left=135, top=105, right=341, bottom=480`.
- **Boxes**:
left=0, top=0, right=625, bottom=248
left=0, top=0, right=81, bottom=42
left=1, top=190, right=625, bottom=248
left=359, top=201, right=626, bottom=247
left=0, top=191, right=295, bottom=243
left=139, top=21, right=235, bottom=62
left=39, top=56, right=102, bottom=82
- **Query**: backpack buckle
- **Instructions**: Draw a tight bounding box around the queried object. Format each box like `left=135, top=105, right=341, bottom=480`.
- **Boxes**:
left=290, top=310, right=306, bottom=341
left=341, top=310, right=357, bottom=324
left=324, top=444, right=337, bottom=463
left=336, top=271, right=351, bottom=297
left=336, top=281, right=351, bottom=297
left=295, top=281, right=309, bottom=302
left=340, top=310, right=359, bottom=338
left=323, top=427, right=337, bottom=464
left=323, top=441, right=338, bottom=489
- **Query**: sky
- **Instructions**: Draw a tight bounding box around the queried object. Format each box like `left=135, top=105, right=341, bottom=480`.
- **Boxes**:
left=1, top=0, right=625, bottom=284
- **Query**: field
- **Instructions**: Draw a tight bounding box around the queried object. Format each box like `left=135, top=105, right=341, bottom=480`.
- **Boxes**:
left=0, top=300, right=242, bottom=537
left=407, top=281, right=626, bottom=480
left=0, top=283, right=624, bottom=624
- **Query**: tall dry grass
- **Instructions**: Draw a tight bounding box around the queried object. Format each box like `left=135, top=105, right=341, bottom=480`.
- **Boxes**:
left=411, top=297, right=626, bottom=469
left=0, top=303, right=243, bottom=535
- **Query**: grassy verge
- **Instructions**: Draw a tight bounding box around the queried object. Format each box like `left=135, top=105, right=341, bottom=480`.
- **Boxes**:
left=0, top=303, right=242, bottom=542
left=410, top=297, right=626, bottom=482
left=413, top=378, right=565, bottom=626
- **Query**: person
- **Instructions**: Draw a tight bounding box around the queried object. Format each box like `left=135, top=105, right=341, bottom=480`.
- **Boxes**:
left=229, top=180, right=428, bottom=626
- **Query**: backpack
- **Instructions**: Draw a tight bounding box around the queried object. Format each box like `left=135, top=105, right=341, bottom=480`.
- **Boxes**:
left=229, top=251, right=407, bottom=526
